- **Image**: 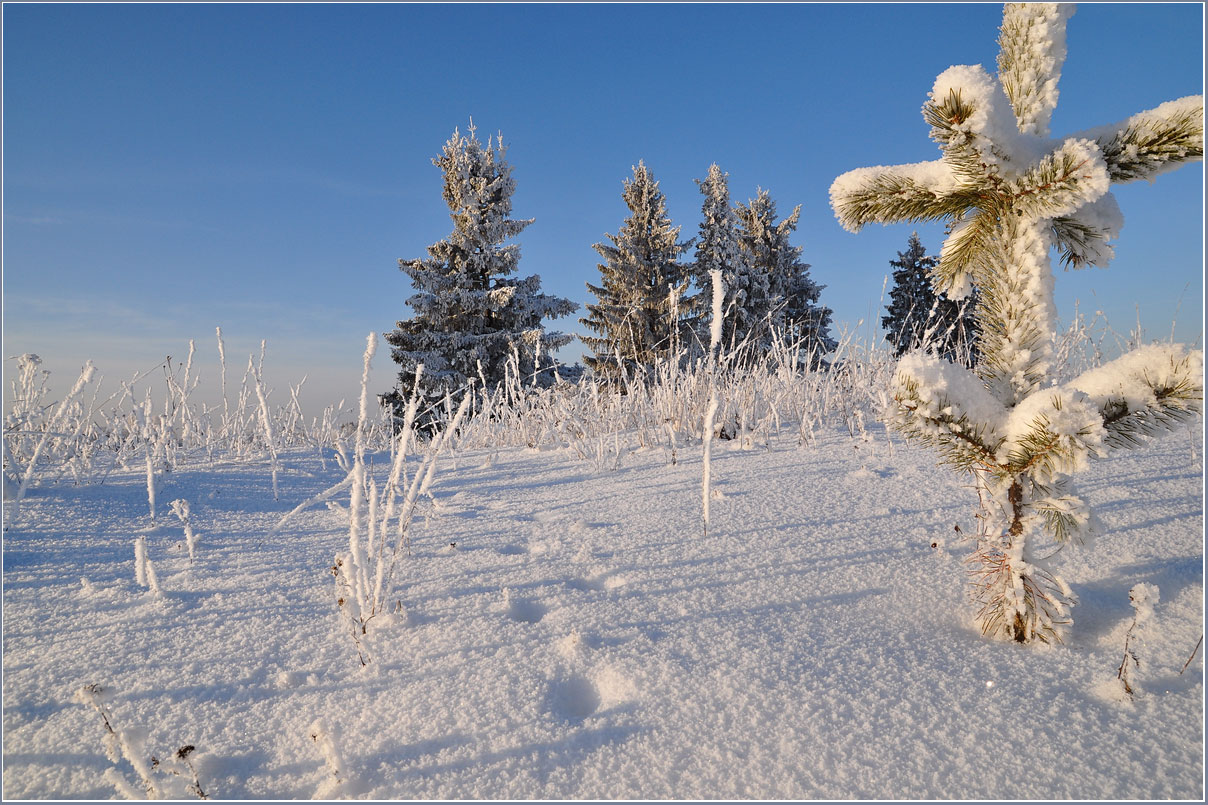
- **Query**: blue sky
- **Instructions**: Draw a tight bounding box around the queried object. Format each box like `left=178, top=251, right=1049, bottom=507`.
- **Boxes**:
left=3, top=3, right=1203, bottom=414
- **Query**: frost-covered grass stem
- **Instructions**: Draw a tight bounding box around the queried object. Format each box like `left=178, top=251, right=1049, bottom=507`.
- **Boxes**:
left=702, top=269, right=725, bottom=537
left=251, top=352, right=279, bottom=501
left=9, top=361, right=97, bottom=526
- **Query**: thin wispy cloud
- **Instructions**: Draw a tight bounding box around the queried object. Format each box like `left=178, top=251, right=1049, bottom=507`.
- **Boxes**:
left=3, top=213, right=63, bottom=226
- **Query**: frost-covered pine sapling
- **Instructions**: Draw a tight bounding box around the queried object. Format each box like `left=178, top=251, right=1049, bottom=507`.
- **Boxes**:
left=829, top=3, right=1203, bottom=643
left=1117, top=583, right=1159, bottom=699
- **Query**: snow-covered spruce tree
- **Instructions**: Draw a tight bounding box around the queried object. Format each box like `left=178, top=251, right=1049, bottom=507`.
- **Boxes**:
left=384, top=123, right=578, bottom=417
left=689, top=164, right=758, bottom=357
left=882, top=232, right=979, bottom=366
left=830, top=3, right=1203, bottom=644
left=581, top=162, right=692, bottom=382
left=735, top=189, right=837, bottom=364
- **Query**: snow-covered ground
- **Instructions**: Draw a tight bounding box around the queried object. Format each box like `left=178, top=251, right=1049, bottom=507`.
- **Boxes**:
left=2, top=421, right=1202, bottom=799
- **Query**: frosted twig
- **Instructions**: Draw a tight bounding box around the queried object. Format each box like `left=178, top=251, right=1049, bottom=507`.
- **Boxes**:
left=1179, top=634, right=1203, bottom=675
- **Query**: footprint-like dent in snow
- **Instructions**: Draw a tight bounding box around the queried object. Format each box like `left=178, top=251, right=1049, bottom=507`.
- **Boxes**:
left=593, top=665, right=636, bottom=709
left=275, top=670, right=319, bottom=689
left=601, top=575, right=627, bottom=590
left=548, top=667, right=635, bottom=722
left=550, top=675, right=600, bottom=722
left=506, top=596, right=547, bottom=624
left=498, top=544, right=526, bottom=556
left=570, top=571, right=627, bottom=592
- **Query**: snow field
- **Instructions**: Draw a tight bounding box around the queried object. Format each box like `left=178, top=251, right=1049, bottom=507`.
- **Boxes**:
left=2, top=423, right=1202, bottom=799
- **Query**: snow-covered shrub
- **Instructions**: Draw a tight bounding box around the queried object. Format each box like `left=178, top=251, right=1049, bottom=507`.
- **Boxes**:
left=830, top=3, right=1203, bottom=643
left=276, top=335, right=472, bottom=667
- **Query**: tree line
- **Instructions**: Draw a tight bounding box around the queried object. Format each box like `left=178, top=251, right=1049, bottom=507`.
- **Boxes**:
left=383, top=123, right=970, bottom=412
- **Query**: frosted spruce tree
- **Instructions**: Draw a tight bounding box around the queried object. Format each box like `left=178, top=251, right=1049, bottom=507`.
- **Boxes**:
left=385, top=124, right=577, bottom=415
left=882, top=232, right=979, bottom=366
left=581, top=162, right=692, bottom=381
left=735, top=189, right=836, bottom=363
left=830, top=3, right=1203, bottom=643
left=690, top=164, right=758, bottom=356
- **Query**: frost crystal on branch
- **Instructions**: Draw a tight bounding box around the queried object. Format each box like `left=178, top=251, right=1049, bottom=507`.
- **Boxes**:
left=830, top=2, right=1203, bottom=644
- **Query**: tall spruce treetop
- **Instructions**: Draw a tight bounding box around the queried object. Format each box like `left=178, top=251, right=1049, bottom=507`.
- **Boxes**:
left=691, top=164, right=756, bottom=354
left=385, top=123, right=577, bottom=409
left=735, top=189, right=836, bottom=361
left=830, top=3, right=1203, bottom=644
left=581, top=162, right=691, bottom=380
left=882, top=232, right=978, bottom=365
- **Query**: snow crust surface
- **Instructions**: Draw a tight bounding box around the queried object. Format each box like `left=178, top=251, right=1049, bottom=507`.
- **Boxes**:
left=2, top=427, right=1202, bottom=799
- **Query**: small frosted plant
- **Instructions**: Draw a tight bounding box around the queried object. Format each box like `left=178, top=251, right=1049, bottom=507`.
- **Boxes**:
left=830, top=3, right=1203, bottom=643
left=6, top=359, right=97, bottom=528
left=275, top=335, right=471, bottom=667
left=169, top=499, right=199, bottom=563
left=309, top=718, right=346, bottom=799
left=134, top=536, right=162, bottom=596
left=1117, top=583, right=1159, bottom=699
left=75, top=683, right=208, bottom=799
